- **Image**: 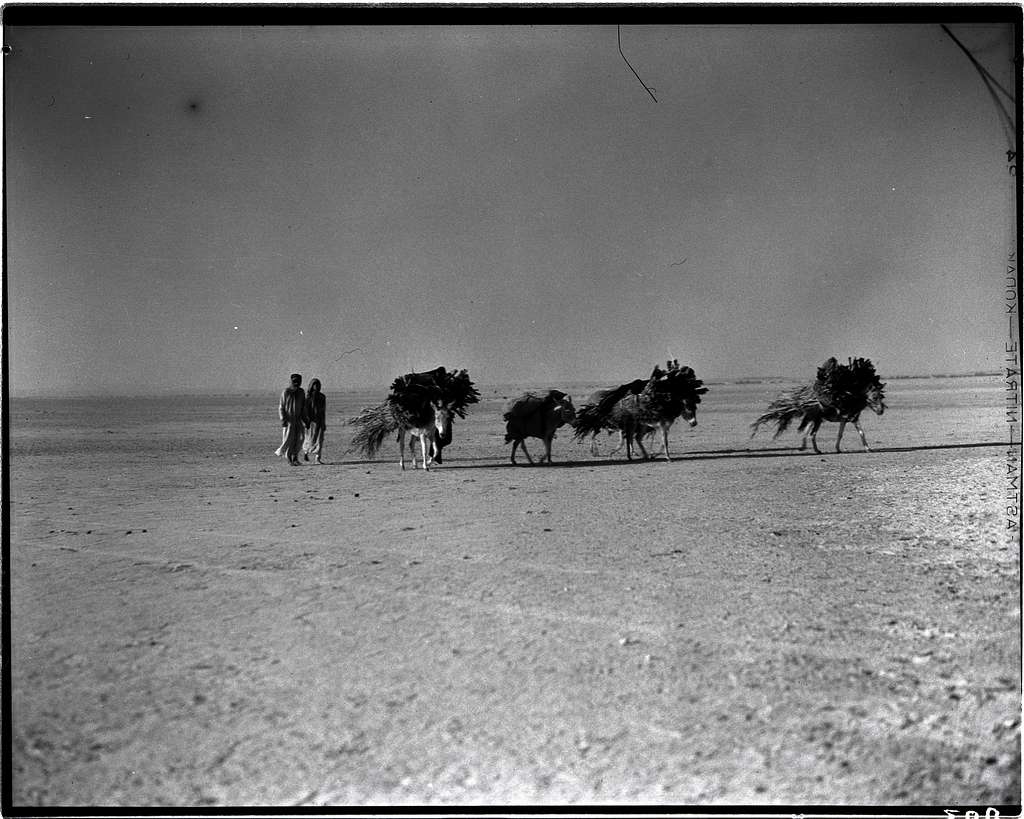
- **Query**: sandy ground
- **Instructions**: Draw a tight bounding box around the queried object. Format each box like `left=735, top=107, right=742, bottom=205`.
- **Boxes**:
left=7, top=375, right=1021, bottom=808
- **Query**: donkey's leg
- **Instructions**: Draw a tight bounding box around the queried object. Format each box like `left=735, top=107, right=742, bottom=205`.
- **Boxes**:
left=398, top=430, right=407, bottom=470
left=520, top=440, right=534, bottom=465
left=854, top=419, right=872, bottom=451
left=809, top=419, right=823, bottom=454
left=661, top=425, right=672, bottom=462
left=835, top=420, right=847, bottom=453
left=542, top=434, right=554, bottom=464
left=608, top=432, right=625, bottom=457
left=420, top=433, right=431, bottom=470
left=512, top=439, right=533, bottom=465
left=648, top=432, right=663, bottom=459
left=635, top=433, right=650, bottom=460
left=794, top=415, right=811, bottom=454
left=643, top=428, right=665, bottom=460
left=431, top=430, right=443, bottom=465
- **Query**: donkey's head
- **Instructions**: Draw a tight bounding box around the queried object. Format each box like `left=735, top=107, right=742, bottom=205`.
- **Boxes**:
left=866, top=383, right=886, bottom=416
left=846, top=357, right=885, bottom=416
left=433, top=402, right=454, bottom=444
left=670, top=367, right=709, bottom=428
left=552, top=393, right=576, bottom=427
left=679, top=394, right=702, bottom=427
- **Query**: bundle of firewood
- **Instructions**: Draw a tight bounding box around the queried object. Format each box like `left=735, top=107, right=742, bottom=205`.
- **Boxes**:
left=813, top=357, right=883, bottom=414
left=387, top=366, right=480, bottom=418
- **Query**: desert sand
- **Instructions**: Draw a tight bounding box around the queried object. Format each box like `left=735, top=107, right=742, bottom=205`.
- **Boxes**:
left=8, top=375, right=1021, bottom=807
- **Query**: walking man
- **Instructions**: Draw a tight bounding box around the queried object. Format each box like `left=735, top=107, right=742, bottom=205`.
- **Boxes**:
left=275, top=373, right=306, bottom=465
left=303, top=378, right=326, bottom=464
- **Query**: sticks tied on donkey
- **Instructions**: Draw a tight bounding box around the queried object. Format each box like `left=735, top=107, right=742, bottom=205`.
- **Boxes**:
left=348, top=366, right=480, bottom=470
left=573, top=359, right=709, bottom=461
left=503, top=390, right=576, bottom=465
left=750, top=356, right=886, bottom=453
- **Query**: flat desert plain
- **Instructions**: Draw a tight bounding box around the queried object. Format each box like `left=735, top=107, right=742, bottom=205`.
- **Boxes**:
left=8, top=375, right=1021, bottom=807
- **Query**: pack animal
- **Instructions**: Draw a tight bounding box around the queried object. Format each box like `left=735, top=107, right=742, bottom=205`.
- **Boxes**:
left=347, top=366, right=479, bottom=470
left=397, top=398, right=454, bottom=471
left=503, top=390, right=576, bottom=465
left=574, top=360, right=708, bottom=461
left=750, top=357, right=886, bottom=453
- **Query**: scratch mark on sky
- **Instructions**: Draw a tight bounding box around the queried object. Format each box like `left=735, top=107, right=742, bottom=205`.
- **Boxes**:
left=618, top=25, right=658, bottom=103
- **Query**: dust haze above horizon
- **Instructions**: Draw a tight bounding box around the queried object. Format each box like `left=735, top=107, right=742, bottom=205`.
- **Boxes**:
left=5, top=20, right=1018, bottom=397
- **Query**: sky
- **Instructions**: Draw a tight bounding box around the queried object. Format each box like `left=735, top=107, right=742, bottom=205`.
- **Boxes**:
left=4, top=18, right=1019, bottom=395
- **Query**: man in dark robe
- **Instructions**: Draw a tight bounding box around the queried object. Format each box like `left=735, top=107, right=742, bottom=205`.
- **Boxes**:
left=302, top=378, right=326, bottom=464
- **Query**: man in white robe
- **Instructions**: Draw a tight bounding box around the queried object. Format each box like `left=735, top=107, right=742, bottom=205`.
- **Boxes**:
left=275, top=373, right=306, bottom=465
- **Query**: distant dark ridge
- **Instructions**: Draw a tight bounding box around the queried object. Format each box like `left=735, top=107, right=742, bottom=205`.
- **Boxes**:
left=556, top=372, right=1004, bottom=389
left=552, top=377, right=793, bottom=390
left=888, top=371, right=1003, bottom=380
left=7, top=387, right=396, bottom=400
left=715, top=371, right=1003, bottom=385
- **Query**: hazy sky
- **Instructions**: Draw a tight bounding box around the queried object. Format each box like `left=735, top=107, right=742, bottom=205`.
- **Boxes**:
left=5, top=19, right=1018, bottom=395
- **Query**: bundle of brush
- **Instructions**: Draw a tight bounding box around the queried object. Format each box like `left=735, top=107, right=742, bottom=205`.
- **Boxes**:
left=347, top=401, right=402, bottom=459
left=433, top=367, right=481, bottom=418
left=630, top=359, right=708, bottom=424
left=749, top=384, right=819, bottom=439
left=572, top=376, right=649, bottom=441
left=386, top=367, right=480, bottom=415
left=812, top=356, right=884, bottom=416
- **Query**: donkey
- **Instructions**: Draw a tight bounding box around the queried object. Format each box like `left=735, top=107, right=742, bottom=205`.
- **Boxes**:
left=400, top=403, right=454, bottom=470
left=574, top=361, right=708, bottom=462
left=349, top=366, right=480, bottom=470
left=606, top=366, right=706, bottom=461
left=751, top=357, right=886, bottom=453
left=794, top=381, right=886, bottom=453
left=503, top=390, right=576, bottom=465
left=579, top=383, right=645, bottom=457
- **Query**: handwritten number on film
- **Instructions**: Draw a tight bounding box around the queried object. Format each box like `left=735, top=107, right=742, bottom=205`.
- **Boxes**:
left=943, top=810, right=1000, bottom=818
left=1008, top=150, right=1016, bottom=176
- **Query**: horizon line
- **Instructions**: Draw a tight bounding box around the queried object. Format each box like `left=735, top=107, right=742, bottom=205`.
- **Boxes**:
left=5, top=370, right=1006, bottom=400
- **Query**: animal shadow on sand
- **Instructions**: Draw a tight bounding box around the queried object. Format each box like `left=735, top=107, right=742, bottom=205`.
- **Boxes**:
left=335, top=441, right=1012, bottom=470
left=377, top=440, right=1016, bottom=470
left=678, top=440, right=1013, bottom=462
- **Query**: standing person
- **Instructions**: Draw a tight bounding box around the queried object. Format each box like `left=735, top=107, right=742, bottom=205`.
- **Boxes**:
left=275, top=373, right=306, bottom=465
left=303, top=378, right=326, bottom=464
